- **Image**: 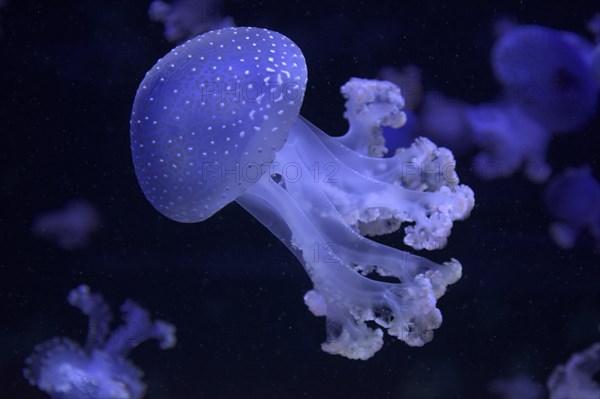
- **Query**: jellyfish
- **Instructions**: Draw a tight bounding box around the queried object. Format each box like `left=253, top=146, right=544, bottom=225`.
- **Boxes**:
left=149, top=0, right=234, bottom=43
left=465, top=101, right=552, bottom=182
left=488, top=374, right=545, bottom=399
left=547, top=343, right=600, bottom=399
left=24, top=285, right=176, bottom=399
left=130, top=27, right=474, bottom=360
left=32, top=199, right=101, bottom=250
left=419, top=91, right=474, bottom=156
left=491, top=25, right=598, bottom=133
left=544, top=166, right=600, bottom=249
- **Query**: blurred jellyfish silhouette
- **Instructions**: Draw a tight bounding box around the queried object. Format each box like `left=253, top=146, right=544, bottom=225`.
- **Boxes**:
left=589, top=14, right=600, bottom=41
left=492, top=24, right=598, bottom=133
left=24, top=285, right=176, bottom=399
left=476, top=21, right=599, bottom=183
left=420, top=92, right=474, bottom=156
left=547, top=342, right=600, bottom=399
left=32, top=200, right=101, bottom=250
left=544, top=166, right=600, bottom=250
left=465, top=102, right=551, bottom=182
left=491, top=15, right=519, bottom=38
left=488, top=374, right=545, bottom=399
left=149, top=0, right=234, bottom=43
left=415, top=19, right=599, bottom=183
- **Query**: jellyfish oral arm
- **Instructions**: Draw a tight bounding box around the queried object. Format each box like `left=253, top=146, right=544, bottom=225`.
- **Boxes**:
left=236, top=116, right=468, bottom=360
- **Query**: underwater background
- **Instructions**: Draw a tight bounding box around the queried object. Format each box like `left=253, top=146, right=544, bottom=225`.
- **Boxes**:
left=1, top=0, right=600, bottom=398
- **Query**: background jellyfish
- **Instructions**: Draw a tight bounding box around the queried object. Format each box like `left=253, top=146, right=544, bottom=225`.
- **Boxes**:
left=130, top=27, right=474, bottom=359
left=419, top=92, right=474, bottom=156
left=491, top=24, right=598, bottom=133
left=547, top=343, right=600, bottom=399
left=544, top=166, right=600, bottom=249
left=465, top=102, right=551, bottom=182
left=403, top=18, right=600, bottom=183
left=31, top=199, right=101, bottom=250
left=488, top=374, right=545, bottom=399
left=487, top=341, right=600, bottom=399
left=24, top=285, right=176, bottom=399
left=149, top=0, right=234, bottom=43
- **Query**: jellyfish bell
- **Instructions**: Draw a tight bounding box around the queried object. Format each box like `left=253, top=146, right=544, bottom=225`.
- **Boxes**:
left=492, top=25, right=597, bottom=133
left=130, top=27, right=474, bottom=360
left=544, top=166, right=600, bottom=249
left=131, top=27, right=307, bottom=223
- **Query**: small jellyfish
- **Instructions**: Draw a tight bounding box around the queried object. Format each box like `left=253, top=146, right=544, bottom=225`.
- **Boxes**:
left=376, top=66, right=425, bottom=155
left=544, top=166, right=600, bottom=249
left=588, top=14, right=600, bottom=85
left=465, top=101, right=551, bottom=182
left=588, top=13, right=600, bottom=44
left=492, top=25, right=598, bottom=133
left=491, top=14, right=519, bottom=38
left=489, top=374, right=545, bottom=399
left=547, top=342, right=600, bottom=399
left=24, top=285, right=176, bottom=399
left=419, top=91, right=474, bottom=156
left=32, top=199, right=101, bottom=250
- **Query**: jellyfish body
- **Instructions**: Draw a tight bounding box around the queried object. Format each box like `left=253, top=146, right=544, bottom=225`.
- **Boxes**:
left=544, top=166, right=600, bottom=249
left=465, top=101, right=552, bottom=182
left=32, top=200, right=100, bottom=249
left=131, top=27, right=474, bottom=359
left=419, top=92, right=474, bottom=156
left=547, top=343, right=600, bottom=399
left=492, top=25, right=597, bottom=132
left=24, top=285, right=176, bottom=399
left=149, top=0, right=235, bottom=43
left=488, top=374, right=545, bottom=399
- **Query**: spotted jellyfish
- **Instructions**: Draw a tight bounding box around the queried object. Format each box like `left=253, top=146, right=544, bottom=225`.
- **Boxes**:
left=130, top=27, right=474, bottom=360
